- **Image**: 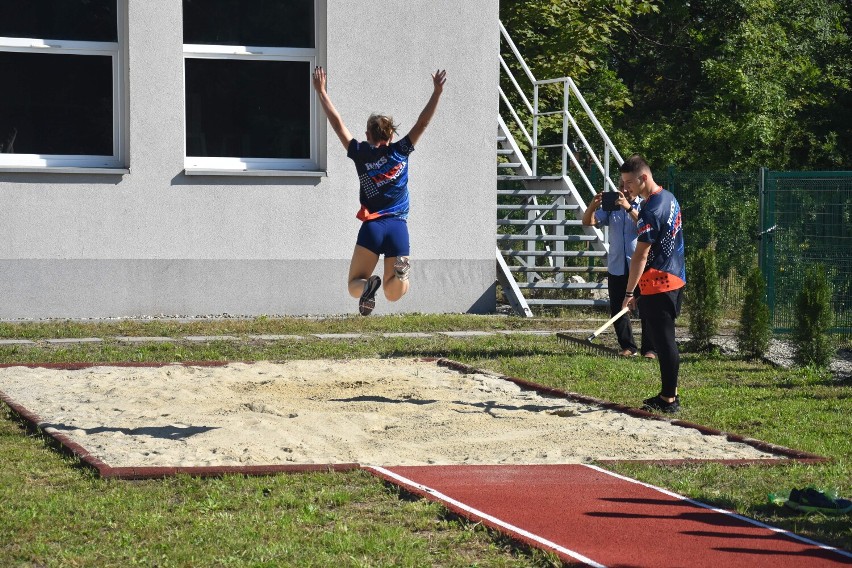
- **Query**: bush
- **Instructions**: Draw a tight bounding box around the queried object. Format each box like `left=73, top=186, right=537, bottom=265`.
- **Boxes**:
left=736, top=265, right=772, bottom=359
left=685, top=245, right=721, bottom=351
left=793, top=264, right=835, bottom=368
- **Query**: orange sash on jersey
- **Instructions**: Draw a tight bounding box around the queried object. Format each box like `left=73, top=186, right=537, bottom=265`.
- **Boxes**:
left=356, top=206, right=384, bottom=222
left=639, top=268, right=686, bottom=295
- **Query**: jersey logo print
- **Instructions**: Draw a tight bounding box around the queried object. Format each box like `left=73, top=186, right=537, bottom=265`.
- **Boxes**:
left=659, top=203, right=682, bottom=257
left=360, top=172, right=379, bottom=199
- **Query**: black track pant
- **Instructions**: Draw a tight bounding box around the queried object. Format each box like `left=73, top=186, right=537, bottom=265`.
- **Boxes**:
left=639, top=289, right=683, bottom=398
left=609, top=273, right=656, bottom=355
left=607, top=273, right=636, bottom=352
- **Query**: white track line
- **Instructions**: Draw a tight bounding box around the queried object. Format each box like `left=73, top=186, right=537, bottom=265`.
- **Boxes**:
left=584, top=464, right=852, bottom=559
left=367, top=465, right=607, bottom=568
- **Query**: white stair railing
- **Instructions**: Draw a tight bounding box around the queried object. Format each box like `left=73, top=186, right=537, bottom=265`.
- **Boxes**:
left=499, top=21, right=623, bottom=197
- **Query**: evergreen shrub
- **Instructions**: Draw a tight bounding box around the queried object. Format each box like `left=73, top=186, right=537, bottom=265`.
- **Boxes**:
left=736, top=265, right=771, bottom=359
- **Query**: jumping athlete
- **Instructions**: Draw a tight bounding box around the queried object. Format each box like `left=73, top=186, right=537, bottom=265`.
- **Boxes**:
left=312, top=66, right=446, bottom=315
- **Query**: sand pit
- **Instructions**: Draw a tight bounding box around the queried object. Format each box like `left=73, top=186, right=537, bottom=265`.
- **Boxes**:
left=0, top=358, right=780, bottom=467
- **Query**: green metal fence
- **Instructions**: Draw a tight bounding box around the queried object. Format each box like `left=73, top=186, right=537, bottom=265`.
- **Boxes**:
left=666, top=167, right=761, bottom=313
left=586, top=167, right=851, bottom=335
left=760, top=170, right=852, bottom=334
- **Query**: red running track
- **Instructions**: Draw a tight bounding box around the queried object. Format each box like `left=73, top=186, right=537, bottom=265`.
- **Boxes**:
left=367, top=464, right=852, bottom=567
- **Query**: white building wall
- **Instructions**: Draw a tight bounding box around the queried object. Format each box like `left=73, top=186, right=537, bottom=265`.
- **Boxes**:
left=0, top=1, right=499, bottom=319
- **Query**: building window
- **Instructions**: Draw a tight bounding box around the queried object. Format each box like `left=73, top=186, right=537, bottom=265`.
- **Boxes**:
left=183, top=0, right=319, bottom=172
left=0, top=0, right=124, bottom=169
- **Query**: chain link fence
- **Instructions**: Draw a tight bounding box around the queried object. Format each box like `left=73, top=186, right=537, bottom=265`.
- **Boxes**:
left=760, top=170, right=852, bottom=334
left=666, top=167, right=761, bottom=316
left=665, top=168, right=851, bottom=335
left=543, top=167, right=851, bottom=335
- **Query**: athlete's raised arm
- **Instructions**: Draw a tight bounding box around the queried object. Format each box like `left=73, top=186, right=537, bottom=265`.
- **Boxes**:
left=405, top=69, right=446, bottom=146
left=312, top=66, right=354, bottom=149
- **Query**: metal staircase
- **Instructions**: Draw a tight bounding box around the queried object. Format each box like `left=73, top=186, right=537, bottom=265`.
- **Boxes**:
left=496, top=21, right=625, bottom=316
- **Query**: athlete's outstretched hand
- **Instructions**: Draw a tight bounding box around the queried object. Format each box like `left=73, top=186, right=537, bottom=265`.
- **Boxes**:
left=312, top=66, right=328, bottom=94
left=432, top=69, right=447, bottom=93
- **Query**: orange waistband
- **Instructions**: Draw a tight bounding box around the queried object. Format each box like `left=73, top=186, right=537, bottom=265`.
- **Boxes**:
left=356, top=206, right=384, bottom=222
left=639, top=268, right=685, bottom=295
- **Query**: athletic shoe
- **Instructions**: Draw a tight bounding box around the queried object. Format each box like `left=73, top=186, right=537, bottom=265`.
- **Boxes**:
left=394, top=257, right=410, bottom=281
left=786, top=487, right=852, bottom=514
left=619, top=349, right=637, bottom=357
left=359, top=275, right=382, bottom=316
left=642, top=394, right=680, bottom=413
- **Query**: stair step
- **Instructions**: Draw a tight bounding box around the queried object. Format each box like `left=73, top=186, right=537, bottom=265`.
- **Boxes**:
left=509, top=266, right=608, bottom=273
left=497, top=189, right=575, bottom=196
left=524, top=298, right=610, bottom=307
left=497, top=135, right=507, bottom=142
left=497, top=204, right=580, bottom=212
left=500, top=249, right=607, bottom=257
left=498, top=175, right=564, bottom=181
left=498, top=162, right=522, bottom=169
left=515, top=282, right=607, bottom=290
left=497, top=148, right=515, bottom=155
left=498, top=234, right=598, bottom=242
left=497, top=219, right=584, bottom=226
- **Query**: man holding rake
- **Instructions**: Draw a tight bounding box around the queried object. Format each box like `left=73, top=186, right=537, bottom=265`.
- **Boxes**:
left=620, top=155, right=686, bottom=413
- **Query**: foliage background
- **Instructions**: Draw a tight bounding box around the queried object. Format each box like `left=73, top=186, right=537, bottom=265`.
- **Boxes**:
left=500, top=0, right=852, bottom=172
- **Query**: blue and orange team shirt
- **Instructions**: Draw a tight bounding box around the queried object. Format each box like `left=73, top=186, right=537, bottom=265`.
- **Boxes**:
left=347, top=136, right=414, bottom=221
left=636, top=187, right=686, bottom=294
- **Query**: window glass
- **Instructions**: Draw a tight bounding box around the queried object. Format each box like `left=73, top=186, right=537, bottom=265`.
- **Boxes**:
left=0, top=0, right=117, bottom=42
left=185, top=59, right=311, bottom=159
left=183, top=0, right=314, bottom=48
left=0, top=52, right=113, bottom=156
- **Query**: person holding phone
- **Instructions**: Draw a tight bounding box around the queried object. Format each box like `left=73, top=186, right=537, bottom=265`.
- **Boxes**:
left=582, top=180, right=655, bottom=357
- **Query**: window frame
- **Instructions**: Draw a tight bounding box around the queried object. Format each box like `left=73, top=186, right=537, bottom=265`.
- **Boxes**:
left=182, top=1, right=322, bottom=174
left=0, top=3, right=127, bottom=171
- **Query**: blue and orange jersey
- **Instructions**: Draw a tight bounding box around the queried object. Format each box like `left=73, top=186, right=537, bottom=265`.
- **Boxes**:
left=636, top=187, right=686, bottom=294
left=347, top=136, right=414, bottom=221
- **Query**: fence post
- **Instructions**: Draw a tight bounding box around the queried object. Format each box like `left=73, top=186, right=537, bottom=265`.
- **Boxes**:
left=759, top=167, right=776, bottom=328
left=667, top=165, right=676, bottom=193
left=758, top=167, right=766, bottom=273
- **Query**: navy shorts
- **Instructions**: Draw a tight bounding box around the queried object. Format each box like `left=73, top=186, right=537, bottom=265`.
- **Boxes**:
left=356, top=216, right=410, bottom=257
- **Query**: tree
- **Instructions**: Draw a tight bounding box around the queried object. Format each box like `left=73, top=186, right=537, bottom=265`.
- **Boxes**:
left=793, top=264, right=835, bottom=368
left=737, top=265, right=772, bottom=359
left=500, top=0, right=660, bottom=155
left=685, top=245, right=722, bottom=351
left=608, top=0, right=852, bottom=170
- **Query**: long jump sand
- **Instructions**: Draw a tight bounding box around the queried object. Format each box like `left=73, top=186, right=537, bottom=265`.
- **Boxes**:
left=0, top=358, right=779, bottom=467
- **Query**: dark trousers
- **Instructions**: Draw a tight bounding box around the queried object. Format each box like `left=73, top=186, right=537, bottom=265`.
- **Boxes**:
left=639, top=289, right=683, bottom=398
left=608, top=273, right=655, bottom=354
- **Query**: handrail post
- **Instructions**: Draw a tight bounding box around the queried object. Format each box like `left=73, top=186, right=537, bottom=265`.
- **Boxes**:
left=562, top=80, right=569, bottom=178
left=604, top=146, right=610, bottom=193
left=532, top=84, right=539, bottom=176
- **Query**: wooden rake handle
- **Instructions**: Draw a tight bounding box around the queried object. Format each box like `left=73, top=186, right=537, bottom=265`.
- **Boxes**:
left=586, top=306, right=630, bottom=342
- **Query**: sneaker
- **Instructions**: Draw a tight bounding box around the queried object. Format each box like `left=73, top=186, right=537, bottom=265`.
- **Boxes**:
left=619, top=349, right=637, bottom=357
left=358, top=275, right=382, bottom=316
left=393, top=257, right=410, bottom=281
left=642, top=394, right=680, bottom=413
left=786, top=487, right=852, bottom=514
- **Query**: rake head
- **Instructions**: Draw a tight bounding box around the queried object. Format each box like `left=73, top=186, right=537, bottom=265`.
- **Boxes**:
left=556, top=332, right=621, bottom=358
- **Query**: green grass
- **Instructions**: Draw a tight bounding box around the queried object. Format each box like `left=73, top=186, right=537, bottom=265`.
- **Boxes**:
left=1, top=315, right=850, bottom=565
